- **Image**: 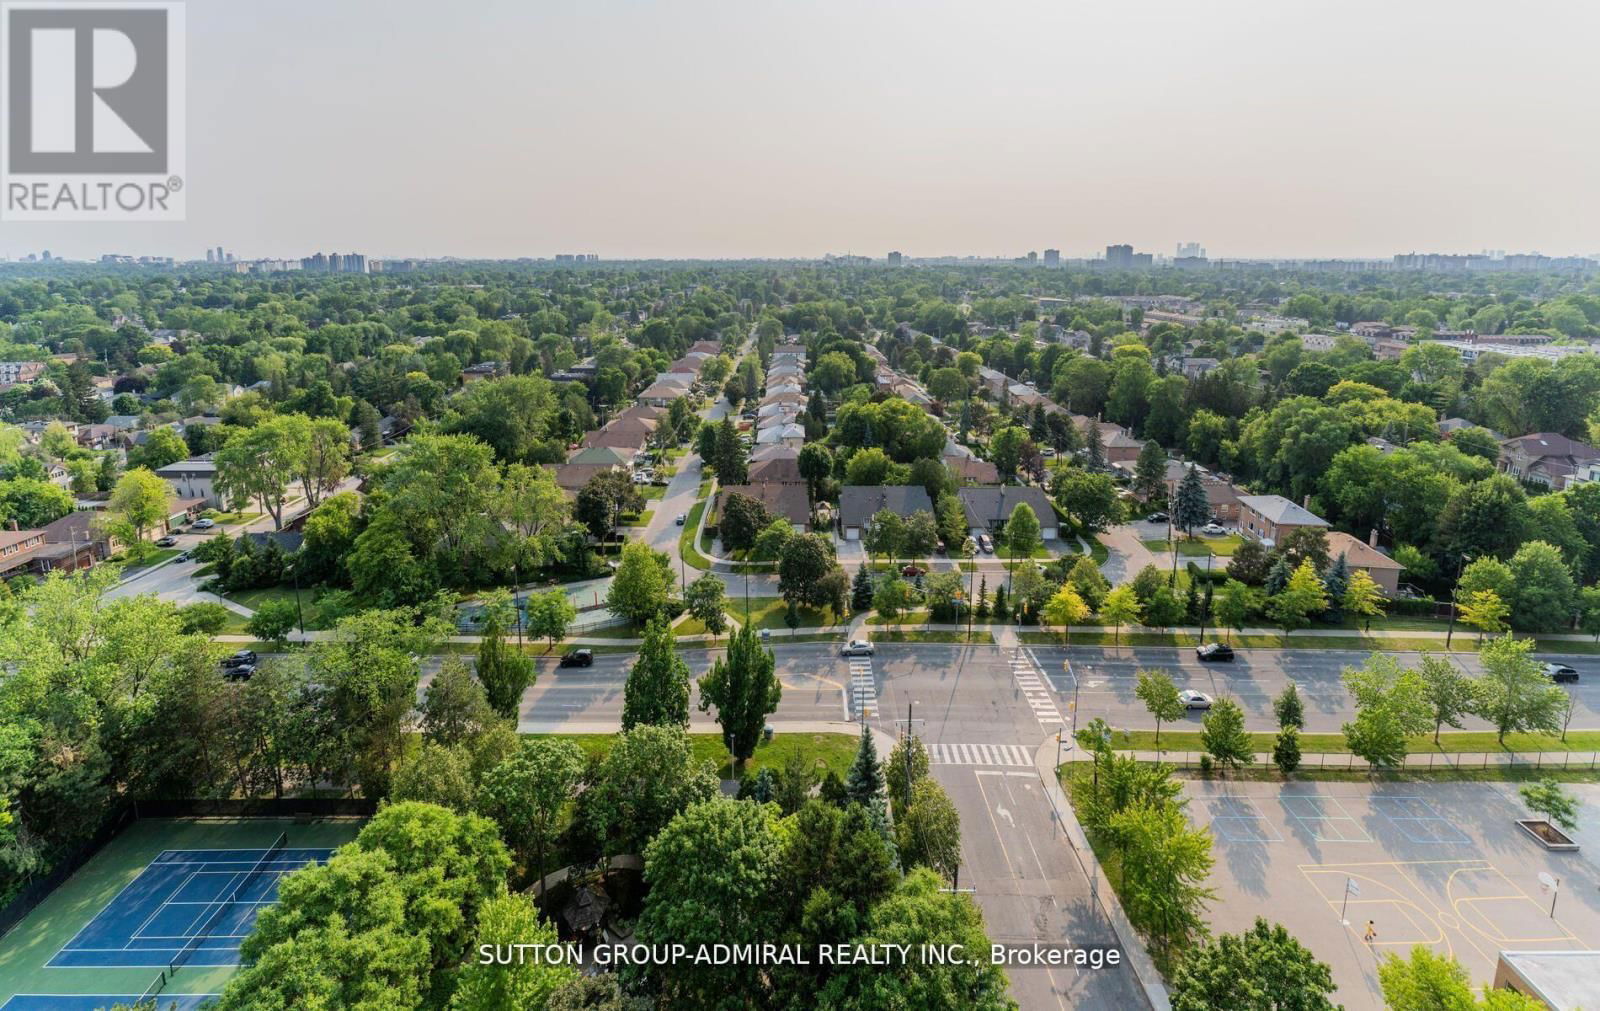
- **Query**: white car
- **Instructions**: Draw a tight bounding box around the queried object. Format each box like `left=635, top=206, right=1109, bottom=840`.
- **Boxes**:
left=1201, top=523, right=1226, bottom=536
left=193, top=517, right=215, bottom=530
left=632, top=472, right=653, bottom=485
left=840, top=640, right=875, bottom=657
left=1178, top=689, right=1213, bottom=710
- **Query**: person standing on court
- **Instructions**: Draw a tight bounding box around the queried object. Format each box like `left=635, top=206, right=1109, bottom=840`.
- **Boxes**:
left=1363, top=920, right=1377, bottom=944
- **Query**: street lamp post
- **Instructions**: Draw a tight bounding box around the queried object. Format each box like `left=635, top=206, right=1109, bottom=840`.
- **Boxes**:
left=1445, top=552, right=1472, bottom=648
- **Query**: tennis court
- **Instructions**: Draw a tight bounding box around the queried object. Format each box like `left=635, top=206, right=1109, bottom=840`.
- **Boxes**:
left=47, top=840, right=334, bottom=970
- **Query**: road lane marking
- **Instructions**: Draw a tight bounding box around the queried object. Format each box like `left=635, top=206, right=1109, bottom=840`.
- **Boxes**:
left=931, top=743, right=1034, bottom=767
left=848, top=658, right=877, bottom=719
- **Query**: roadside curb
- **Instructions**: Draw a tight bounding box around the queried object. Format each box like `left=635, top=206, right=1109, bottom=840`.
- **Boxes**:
left=1033, top=736, right=1170, bottom=1011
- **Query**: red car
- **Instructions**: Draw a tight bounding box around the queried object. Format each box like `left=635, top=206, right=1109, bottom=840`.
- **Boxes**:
left=901, top=564, right=926, bottom=578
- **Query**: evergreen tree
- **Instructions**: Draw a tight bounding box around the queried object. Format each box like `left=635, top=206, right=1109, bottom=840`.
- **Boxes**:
left=852, top=563, right=874, bottom=611
left=1322, top=553, right=1349, bottom=618
left=1274, top=683, right=1305, bottom=730
left=1134, top=440, right=1166, bottom=502
left=845, top=725, right=885, bottom=809
left=975, top=574, right=989, bottom=618
left=622, top=615, right=691, bottom=730
left=477, top=608, right=534, bottom=718
left=993, top=584, right=1009, bottom=620
left=1084, top=421, right=1106, bottom=469
left=1173, top=464, right=1211, bottom=538
left=1264, top=556, right=1291, bottom=595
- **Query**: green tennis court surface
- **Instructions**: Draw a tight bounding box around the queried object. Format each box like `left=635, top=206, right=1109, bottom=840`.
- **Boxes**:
left=0, top=819, right=361, bottom=1011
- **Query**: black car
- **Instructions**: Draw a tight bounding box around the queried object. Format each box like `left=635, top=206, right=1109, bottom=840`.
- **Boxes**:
left=559, top=648, right=594, bottom=668
left=1543, top=663, right=1579, bottom=684
left=1196, top=642, right=1235, bottom=662
left=1146, top=512, right=1169, bottom=523
left=222, top=649, right=258, bottom=668
left=223, top=663, right=256, bottom=681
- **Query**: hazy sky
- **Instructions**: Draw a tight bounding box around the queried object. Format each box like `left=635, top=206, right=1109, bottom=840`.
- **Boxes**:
left=4, top=0, right=1599, bottom=261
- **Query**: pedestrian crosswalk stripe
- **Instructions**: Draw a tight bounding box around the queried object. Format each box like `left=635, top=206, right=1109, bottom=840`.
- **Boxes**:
left=930, top=743, right=1033, bottom=767
left=849, top=662, right=877, bottom=718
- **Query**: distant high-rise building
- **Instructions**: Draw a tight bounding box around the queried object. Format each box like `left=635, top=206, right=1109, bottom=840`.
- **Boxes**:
left=887, top=250, right=903, bottom=266
left=1026, top=251, right=1038, bottom=263
left=1105, top=244, right=1133, bottom=268
left=215, top=245, right=224, bottom=263
left=1043, top=248, right=1060, bottom=266
left=205, top=248, right=214, bottom=263
left=40, top=250, right=51, bottom=262
left=1176, top=241, right=1205, bottom=259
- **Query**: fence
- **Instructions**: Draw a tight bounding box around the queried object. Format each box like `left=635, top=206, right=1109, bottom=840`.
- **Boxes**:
left=134, top=797, right=377, bottom=819
left=0, top=804, right=134, bottom=941
left=1141, top=750, right=1600, bottom=772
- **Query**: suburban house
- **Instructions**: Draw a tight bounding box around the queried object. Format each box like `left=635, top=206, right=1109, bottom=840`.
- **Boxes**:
left=612, top=403, right=667, bottom=426
left=946, top=454, right=999, bottom=485
left=1325, top=530, right=1406, bottom=595
left=839, top=486, right=934, bottom=540
left=718, top=483, right=809, bottom=532
left=459, top=361, right=504, bottom=384
left=638, top=381, right=688, bottom=407
left=760, top=391, right=807, bottom=410
left=1237, top=495, right=1328, bottom=547
left=154, top=458, right=221, bottom=508
left=1497, top=433, right=1600, bottom=490
left=550, top=462, right=622, bottom=495
left=755, top=424, right=805, bottom=449
left=0, top=528, right=50, bottom=580
left=750, top=443, right=799, bottom=464
left=1073, top=416, right=1143, bottom=465
left=581, top=416, right=658, bottom=452
left=749, top=455, right=805, bottom=484
left=957, top=486, right=1060, bottom=541
left=1161, top=462, right=1244, bottom=522
left=567, top=444, right=637, bottom=469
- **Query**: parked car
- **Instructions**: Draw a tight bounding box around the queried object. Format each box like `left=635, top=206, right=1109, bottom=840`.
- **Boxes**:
left=1179, top=689, right=1213, bottom=710
left=1196, top=642, right=1235, bottom=662
left=901, top=564, right=926, bottom=578
left=934, top=540, right=947, bottom=555
left=176, top=552, right=190, bottom=563
left=840, top=639, right=875, bottom=657
left=632, top=472, right=653, bottom=485
left=155, top=535, right=178, bottom=547
left=977, top=533, right=994, bottom=554
left=1146, top=511, right=1168, bottom=523
left=559, top=648, right=594, bottom=668
left=1201, top=523, right=1226, bottom=536
left=223, top=663, right=256, bottom=681
left=222, top=650, right=258, bottom=668
left=192, top=517, right=215, bottom=530
left=675, top=513, right=687, bottom=525
left=1543, top=662, right=1579, bottom=684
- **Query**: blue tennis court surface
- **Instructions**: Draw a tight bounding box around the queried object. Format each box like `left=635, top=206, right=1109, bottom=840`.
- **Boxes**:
left=2, top=996, right=214, bottom=1011
left=47, top=847, right=333, bottom=970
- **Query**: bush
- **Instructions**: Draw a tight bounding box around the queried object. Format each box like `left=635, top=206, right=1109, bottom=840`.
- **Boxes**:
left=1197, top=754, right=1213, bottom=778
left=1387, top=595, right=1439, bottom=617
left=177, top=601, right=231, bottom=636
left=1273, top=728, right=1301, bottom=775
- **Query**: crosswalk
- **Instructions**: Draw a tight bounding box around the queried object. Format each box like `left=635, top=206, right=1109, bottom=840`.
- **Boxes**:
left=929, top=743, right=1034, bottom=767
left=849, top=657, right=877, bottom=719
left=1011, top=650, right=1063, bottom=725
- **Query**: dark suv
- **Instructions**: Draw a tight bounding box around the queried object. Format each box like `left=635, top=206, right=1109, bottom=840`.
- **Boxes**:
left=560, top=648, right=594, bottom=668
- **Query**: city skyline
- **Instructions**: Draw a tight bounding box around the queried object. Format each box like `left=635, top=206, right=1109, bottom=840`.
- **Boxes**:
left=2, top=0, right=1599, bottom=260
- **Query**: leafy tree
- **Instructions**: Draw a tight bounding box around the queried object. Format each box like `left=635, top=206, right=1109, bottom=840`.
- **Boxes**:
left=622, top=615, right=691, bottom=731
left=478, top=737, right=585, bottom=883
left=1507, top=540, right=1576, bottom=632
left=297, top=417, right=352, bottom=508
left=176, top=600, right=231, bottom=636
left=1438, top=475, right=1534, bottom=561
left=1004, top=502, right=1041, bottom=592
left=579, top=725, right=718, bottom=855
left=1226, top=540, right=1272, bottom=585
left=1172, top=464, right=1210, bottom=538
left=797, top=443, right=833, bottom=503
left=1273, top=683, right=1305, bottom=730
left=902, top=509, right=940, bottom=559
left=895, top=778, right=961, bottom=880
left=392, top=741, right=476, bottom=811
left=1066, top=554, right=1110, bottom=609
left=873, top=573, right=915, bottom=619
left=1458, top=588, right=1510, bottom=640
left=1201, top=698, right=1253, bottom=774
left=1111, top=800, right=1216, bottom=952
left=1099, top=585, right=1142, bottom=648
left=101, top=467, right=173, bottom=551
left=419, top=656, right=497, bottom=748
left=1379, top=947, right=1547, bottom=1011
left=777, top=533, right=836, bottom=609
left=1476, top=634, right=1569, bottom=743
left=1416, top=653, right=1476, bottom=742
left=719, top=491, right=771, bottom=553
left=886, top=735, right=930, bottom=817
left=246, top=597, right=299, bottom=645
left=1341, top=654, right=1431, bottom=767
left=476, top=595, right=534, bottom=718
left=1519, top=778, right=1579, bottom=832
left=450, top=893, right=578, bottom=1010
left=1581, top=584, right=1600, bottom=641
left=1343, top=568, right=1386, bottom=631
left=524, top=589, right=576, bottom=649
left=1266, top=559, right=1328, bottom=633
left=1052, top=468, right=1121, bottom=531
left=697, top=625, right=780, bottom=773
left=1133, top=439, right=1166, bottom=501
left=577, top=470, right=643, bottom=541
left=216, top=417, right=306, bottom=529
left=1144, top=586, right=1187, bottom=629
left=606, top=541, right=671, bottom=625
left=634, top=799, right=784, bottom=1007
left=864, top=508, right=904, bottom=566
left=1273, top=728, right=1301, bottom=775
left=1041, top=583, right=1089, bottom=645
left=1135, top=669, right=1185, bottom=748
left=752, top=518, right=793, bottom=562
left=1171, top=918, right=1336, bottom=1011
left=989, top=426, right=1028, bottom=482
left=684, top=573, right=728, bottom=641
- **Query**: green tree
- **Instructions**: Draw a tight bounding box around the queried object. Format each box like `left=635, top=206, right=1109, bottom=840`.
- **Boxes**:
left=1212, top=580, right=1254, bottom=644
left=990, top=426, right=1028, bottom=482
left=478, top=737, right=585, bottom=883
left=1379, top=947, right=1546, bottom=1011
left=1004, top=502, right=1041, bottom=593
left=1172, top=464, right=1210, bottom=539
left=1111, top=800, right=1216, bottom=952
left=1273, top=683, right=1305, bottom=730
left=579, top=725, right=718, bottom=856
left=697, top=624, right=781, bottom=773
left=1273, top=728, right=1301, bottom=775
left=606, top=541, right=671, bottom=625
left=1343, top=568, right=1386, bottom=631
left=176, top=601, right=231, bottom=636
left=1519, top=778, right=1579, bottom=832
left=1042, top=583, right=1089, bottom=646
left=524, top=589, right=576, bottom=649
left=1476, top=634, right=1569, bottom=743
left=1135, top=669, right=1185, bottom=748
left=852, top=563, right=875, bottom=612
left=1416, top=653, right=1477, bottom=742
left=101, top=467, right=173, bottom=552
left=1266, top=559, right=1328, bottom=633
left=885, top=735, right=930, bottom=817
left=1098, top=585, right=1142, bottom=648
left=216, top=417, right=307, bottom=529
left=622, top=615, right=691, bottom=731
left=419, top=657, right=497, bottom=748
left=1201, top=698, right=1253, bottom=774
left=777, top=533, right=836, bottom=609
left=864, top=508, right=904, bottom=566
left=245, top=597, right=299, bottom=645
left=1171, top=918, right=1336, bottom=1011
left=449, top=893, right=578, bottom=1010
left=1341, top=654, right=1432, bottom=767
left=1133, top=439, right=1166, bottom=501
left=1458, top=588, right=1510, bottom=640
left=1507, top=540, right=1576, bottom=633
left=476, top=595, right=534, bottom=718
left=685, top=572, right=728, bottom=641
left=895, top=778, right=962, bottom=880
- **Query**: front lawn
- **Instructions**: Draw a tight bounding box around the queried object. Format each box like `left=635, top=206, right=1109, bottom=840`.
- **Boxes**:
left=1142, top=535, right=1242, bottom=558
left=226, top=586, right=333, bottom=631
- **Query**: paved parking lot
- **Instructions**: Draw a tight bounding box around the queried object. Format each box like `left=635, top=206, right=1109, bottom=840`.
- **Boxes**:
left=1183, top=780, right=1600, bottom=1010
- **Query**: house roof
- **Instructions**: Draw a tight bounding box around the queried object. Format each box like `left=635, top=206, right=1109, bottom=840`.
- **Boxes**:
left=155, top=458, right=217, bottom=476
left=750, top=443, right=799, bottom=462
left=1326, top=531, right=1404, bottom=570
left=639, top=381, right=688, bottom=401
left=40, top=511, right=101, bottom=544
left=613, top=403, right=666, bottom=424
left=757, top=410, right=801, bottom=430
left=749, top=456, right=805, bottom=484
left=567, top=445, right=634, bottom=467
left=946, top=456, right=999, bottom=484
left=755, top=424, right=805, bottom=443
left=549, top=462, right=621, bottom=491
left=1501, top=432, right=1600, bottom=464
left=581, top=417, right=657, bottom=450
left=760, top=391, right=807, bottom=408
left=719, top=483, right=810, bottom=525
left=840, top=486, right=933, bottom=528
left=957, top=486, right=1056, bottom=530
left=1238, top=494, right=1327, bottom=527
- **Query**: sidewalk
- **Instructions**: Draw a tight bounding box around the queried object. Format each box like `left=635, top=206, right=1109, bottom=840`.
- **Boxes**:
left=1073, top=747, right=1600, bottom=772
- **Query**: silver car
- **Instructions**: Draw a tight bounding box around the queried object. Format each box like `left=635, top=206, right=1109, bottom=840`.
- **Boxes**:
left=840, top=640, right=875, bottom=657
left=1179, top=689, right=1213, bottom=710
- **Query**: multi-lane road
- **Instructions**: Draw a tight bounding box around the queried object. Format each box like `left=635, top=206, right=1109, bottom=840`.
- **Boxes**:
left=488, top=637, right=1600, bottom=1010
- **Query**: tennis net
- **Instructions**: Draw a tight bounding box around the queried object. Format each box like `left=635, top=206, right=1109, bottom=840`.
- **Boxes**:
left=168, top=832, right=287, bottom=976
